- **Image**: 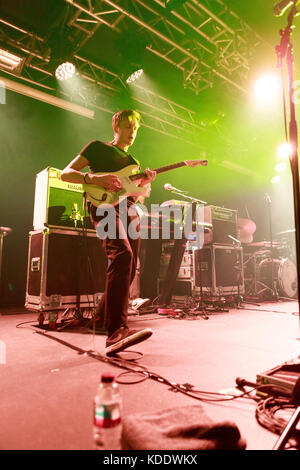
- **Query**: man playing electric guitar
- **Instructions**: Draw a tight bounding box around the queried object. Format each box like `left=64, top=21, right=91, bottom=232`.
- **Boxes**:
left=61, top=110, right=156, bottom=356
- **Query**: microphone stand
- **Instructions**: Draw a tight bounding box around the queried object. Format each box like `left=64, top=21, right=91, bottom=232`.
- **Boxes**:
left=228, top=236, right=243, bottom=307
left=167, top=190, right=227, bottom=317
left=0, top=227, right=12, bottom=297
left=269, top=7, right=300, bottom=449
left=260, top=194, right=279, bottom=299
left=59, top=205, right=86, bottom=330
left=228, top=235, right=260, bottom=308
left=276, top=1, right=300, bottom=332
left=0, top=227, right=12, bottom=301
left=161, top=188, right=212, bottom=318
left=0, top=230, right=5, bottom=297
left=167, top=191, right=207, bottom=206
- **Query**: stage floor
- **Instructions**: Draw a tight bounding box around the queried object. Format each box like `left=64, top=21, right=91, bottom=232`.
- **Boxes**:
left=1, top=300, right=300, bottom=451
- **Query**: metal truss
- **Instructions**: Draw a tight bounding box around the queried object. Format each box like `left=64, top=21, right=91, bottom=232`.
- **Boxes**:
left=0, top=0, right=271, bottom=145
left=0, top=14, right=209, bottom=145
left=65, top=0, right=271, bottom=95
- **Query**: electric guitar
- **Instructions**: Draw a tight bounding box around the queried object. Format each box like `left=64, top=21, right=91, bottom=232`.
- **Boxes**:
left=82, top=159, right=208, bottom=207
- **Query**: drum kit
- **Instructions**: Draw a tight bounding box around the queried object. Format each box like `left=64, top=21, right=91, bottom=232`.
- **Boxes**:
left=238, top=218, right=297, bottom=300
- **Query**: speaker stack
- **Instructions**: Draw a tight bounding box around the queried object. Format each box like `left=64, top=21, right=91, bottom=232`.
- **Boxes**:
left=25, top=167, right=107, bottom=318
left=157, top=203, right=244, bottom=302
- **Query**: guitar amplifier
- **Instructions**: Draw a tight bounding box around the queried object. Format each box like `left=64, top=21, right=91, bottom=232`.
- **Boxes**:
left=204, top=205, right=238, bottom=245
left=157, top=279, right=193, bottom=297
left=33, top=167, right=94, bottom=230
left=25, top=227, right=107, bottom=311
left=160, top=200, right=237, bottom=245
left=193, top=244, right=244, bottom=295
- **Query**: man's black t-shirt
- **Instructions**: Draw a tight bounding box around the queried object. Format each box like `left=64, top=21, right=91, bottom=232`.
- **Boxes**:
left=79, top=140, right=140, bottom=173
left=79, top=140, right=141, bottom=218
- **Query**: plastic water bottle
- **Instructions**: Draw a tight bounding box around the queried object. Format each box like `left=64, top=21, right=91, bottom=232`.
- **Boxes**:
left=93, top=372, right=122, bottom=450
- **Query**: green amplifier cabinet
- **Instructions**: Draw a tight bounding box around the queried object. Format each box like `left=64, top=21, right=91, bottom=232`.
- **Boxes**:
left=33, top=167, right=94, bottom=231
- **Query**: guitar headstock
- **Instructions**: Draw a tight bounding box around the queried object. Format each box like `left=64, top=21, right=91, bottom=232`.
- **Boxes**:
left=184, top=159, right=208, bottom=168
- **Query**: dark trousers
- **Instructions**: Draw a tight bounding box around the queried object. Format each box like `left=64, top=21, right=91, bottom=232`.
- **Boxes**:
left=91, top=201, right=140, bottom=337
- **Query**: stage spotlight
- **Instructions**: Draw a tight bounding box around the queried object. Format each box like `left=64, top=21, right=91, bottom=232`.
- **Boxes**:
left=271, top=175, right=281, bottom=184
left=275, top=162, right=287, bottom=173
left=55, top=61, right=75, bottom=81
left=0, top=48, right=24, bottom=73
left=126, top=68, right=143, bottom=84
left=277, top=142, right=292, bottom=159
left=253, top=74, right=280, bottom=101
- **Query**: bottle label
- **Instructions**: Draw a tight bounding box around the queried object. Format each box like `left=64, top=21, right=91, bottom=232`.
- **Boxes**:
left=94, top=404, right=121, bottom=428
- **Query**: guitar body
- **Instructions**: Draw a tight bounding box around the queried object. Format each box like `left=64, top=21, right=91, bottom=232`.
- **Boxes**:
left=82, top=159, right=207, bottom=207
left=82, top=165, right=148, bottom=207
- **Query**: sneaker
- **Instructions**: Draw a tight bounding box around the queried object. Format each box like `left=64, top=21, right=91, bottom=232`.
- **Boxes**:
left=105, top=326, right=153, bottom=356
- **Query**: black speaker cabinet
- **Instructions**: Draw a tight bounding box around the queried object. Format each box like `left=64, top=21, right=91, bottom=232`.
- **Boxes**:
left=193, top=245, right=244, bottom=295
left=204, top=205, right=238, bottom=245
left=25, top=228, right=107, bottom=311
left=157, top=279, right=193, bottom=297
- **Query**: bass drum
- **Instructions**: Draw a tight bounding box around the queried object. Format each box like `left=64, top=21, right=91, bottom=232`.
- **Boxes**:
left=257, top=257, right=298, bottom=298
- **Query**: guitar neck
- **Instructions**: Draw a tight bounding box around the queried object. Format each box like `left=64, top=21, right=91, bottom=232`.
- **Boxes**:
left=131, top=161, right=187, bottom=181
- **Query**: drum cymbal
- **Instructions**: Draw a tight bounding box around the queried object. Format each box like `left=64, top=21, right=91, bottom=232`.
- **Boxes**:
left=237, top=218, right=256, bottom=234
left=276, top=229, right=295, bottom=236
left=248, top=241, right=281, bottom=248
left=237, top=218, right=256, bottom=244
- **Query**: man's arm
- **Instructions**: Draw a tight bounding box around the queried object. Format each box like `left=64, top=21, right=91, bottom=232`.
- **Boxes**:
left=60, top=154, right=122, bottom=192
left=60, top=155, right=91, bottom=184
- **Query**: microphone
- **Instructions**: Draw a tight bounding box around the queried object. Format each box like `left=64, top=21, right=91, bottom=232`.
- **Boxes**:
left=164, top=183, right=187, bottom=193
left=235, top=377, right=257, bottom=388
left=228, top=234, right=241, bottom=246
left=70, top=203, right=83, bottom=227
left=273, top=0, right=299, bottom=16
left=264, top=193, right=271, bottom=204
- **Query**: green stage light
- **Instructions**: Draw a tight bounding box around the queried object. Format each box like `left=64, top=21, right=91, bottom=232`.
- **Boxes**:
left=277, top=142, right=291, bottom=159
left=253, top=74, right=280, bottom=102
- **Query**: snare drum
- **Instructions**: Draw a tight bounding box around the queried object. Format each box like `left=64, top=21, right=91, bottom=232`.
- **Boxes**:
left=257, top=257, right=297, bottom=298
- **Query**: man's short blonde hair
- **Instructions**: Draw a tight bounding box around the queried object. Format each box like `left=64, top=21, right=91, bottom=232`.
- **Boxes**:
left=112, top=109, right=141, bottom=132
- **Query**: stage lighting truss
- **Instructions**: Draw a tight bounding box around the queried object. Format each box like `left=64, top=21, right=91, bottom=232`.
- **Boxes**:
left=0, top=0, right=270, bottom=145
left=0, top=17, right=209, bottom=145
left=65, top=0, right=272, bottom=96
